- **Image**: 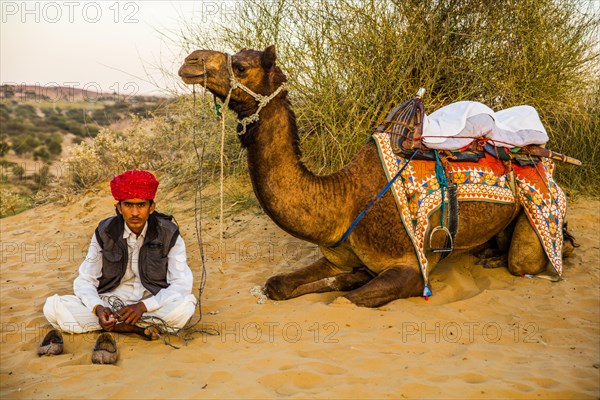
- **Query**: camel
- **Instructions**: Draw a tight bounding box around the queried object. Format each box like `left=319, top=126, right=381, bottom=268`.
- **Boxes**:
left=179, top=45, right=570, bottom=307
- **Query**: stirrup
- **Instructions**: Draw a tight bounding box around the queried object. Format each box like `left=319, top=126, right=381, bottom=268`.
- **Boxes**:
left=428, top=226, right=453, bottom=253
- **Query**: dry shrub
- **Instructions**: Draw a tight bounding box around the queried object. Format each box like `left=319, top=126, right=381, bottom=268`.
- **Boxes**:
left=61, top=95, right=245, bottom=200
left=0, top=189, right=32, bottom=217
left=177, top=0, right=599, bottom=194
left=67, top=119, right=161, bottom=189
left=47, top=0, right=598, bottom=204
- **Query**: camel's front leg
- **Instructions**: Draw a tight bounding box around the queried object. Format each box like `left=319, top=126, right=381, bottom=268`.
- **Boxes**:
left=265, top=257, right=372, bottom=300
left=342, top=266, right=423, bottom=307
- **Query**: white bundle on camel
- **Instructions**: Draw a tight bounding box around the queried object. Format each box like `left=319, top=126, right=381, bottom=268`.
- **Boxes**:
left=421, top=101, right=549, bottom=150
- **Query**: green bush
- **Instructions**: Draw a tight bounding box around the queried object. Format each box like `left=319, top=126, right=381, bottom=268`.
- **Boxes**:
left=33, top=146, right=51, bottom=161
left=45, top=133, right=63, bottom=155
left=14, top=104, right=37, bottom=118
left=178, top=0, right=599, bottom=195
left=84, top=124, right=100, bottom=137
left=65, top=108, right=87, bottom=124
left=47, top=114, right=70, bottom=131
left=33, top=165, right=50, bottom=187
left=0, top=140, right=9, bottom=156
left=0, top=190, right=32, bottom=217
left=11, top=164, right=25, bottom=179
left=0, top=104, right=9, bottom=123
left=12, top=134, right=40, bottom=155
left=91, top=109, right=114, bottom=126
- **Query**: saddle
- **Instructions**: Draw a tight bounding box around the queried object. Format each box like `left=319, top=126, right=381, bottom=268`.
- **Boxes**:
left=373, top=89, right=580, bottom=257
left=374, top=89, right=582, bottom=166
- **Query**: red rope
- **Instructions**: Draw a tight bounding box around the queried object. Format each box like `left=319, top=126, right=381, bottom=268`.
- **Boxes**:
left=390, top=129, right=519, bottom=148
left=415, top=134, right=518, bottom=148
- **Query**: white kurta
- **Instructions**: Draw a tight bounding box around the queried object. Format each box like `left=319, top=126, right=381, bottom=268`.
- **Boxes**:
left=44, top=221, right=196, bottom=333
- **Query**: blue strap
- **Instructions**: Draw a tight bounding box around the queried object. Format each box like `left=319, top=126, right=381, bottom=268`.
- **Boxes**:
left=434, top=150, right=448, bottom=228
left=332, top=150, right=418, bottom=248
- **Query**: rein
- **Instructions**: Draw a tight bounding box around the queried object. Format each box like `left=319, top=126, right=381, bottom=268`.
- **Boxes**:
left=333, top=150, right=419, bottom=248
left=224, top=53, right=288, bottom=135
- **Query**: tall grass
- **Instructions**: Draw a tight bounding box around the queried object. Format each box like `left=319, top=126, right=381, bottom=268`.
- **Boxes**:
left=59, top=0, right=598, bottom=201
left=178, top=0, right=599, bottom=194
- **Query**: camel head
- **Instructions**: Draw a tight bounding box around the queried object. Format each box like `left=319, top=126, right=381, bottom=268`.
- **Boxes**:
left=178, top=45, right=288, bottom=118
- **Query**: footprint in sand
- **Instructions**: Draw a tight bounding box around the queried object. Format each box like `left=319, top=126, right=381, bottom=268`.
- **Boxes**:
left=258, top=370, right=326, bottom=395
left=279, top=361, right=347, bottom=375
left=55, top=353, right=89, bottom=367
left=460, top=372, right=489, bottom=384
left=530, top=377, right=560, bottom=389
left=208, top=371, right=233, bottom=383
left=165, top=369, right=189, bottom=378
left=25, top=353, right=88, bottom=374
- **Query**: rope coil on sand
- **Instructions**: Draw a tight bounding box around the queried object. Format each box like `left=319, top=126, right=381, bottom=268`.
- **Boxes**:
left=107, top=295, right=218, bottom=349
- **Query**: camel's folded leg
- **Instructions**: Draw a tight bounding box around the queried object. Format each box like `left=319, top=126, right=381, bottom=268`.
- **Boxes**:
left=289, top=267, right=374, bottom=298
left=472, top=224, right=514, bottom=269
left=265, top=257, right=369, bottom=300
left=508, top=212, right=547, bottom=276
left=342, top=266, right=423, bottom=308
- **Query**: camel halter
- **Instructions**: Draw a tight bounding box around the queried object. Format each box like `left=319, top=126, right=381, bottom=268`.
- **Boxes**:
left=223, top=53, right=288, bottom=135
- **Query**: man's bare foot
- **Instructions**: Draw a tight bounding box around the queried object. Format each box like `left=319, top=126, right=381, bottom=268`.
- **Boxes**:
left=143, top=326, right=161, bottom=341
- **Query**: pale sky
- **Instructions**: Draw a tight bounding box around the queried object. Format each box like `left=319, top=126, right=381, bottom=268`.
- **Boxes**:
left=1, top=1, right=229, bottom=96
left=2, top=1, right=598, bottom=97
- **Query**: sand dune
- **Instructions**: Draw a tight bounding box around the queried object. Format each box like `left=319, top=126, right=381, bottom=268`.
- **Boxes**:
left=1, top=186, right=598, bottom=399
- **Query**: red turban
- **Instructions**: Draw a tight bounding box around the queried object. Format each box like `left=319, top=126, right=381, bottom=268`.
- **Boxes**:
left=110, top=170, right=159, bottom=201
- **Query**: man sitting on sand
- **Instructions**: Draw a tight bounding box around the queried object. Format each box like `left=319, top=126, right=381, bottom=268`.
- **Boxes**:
left=41, top=170, right=196, bottom=362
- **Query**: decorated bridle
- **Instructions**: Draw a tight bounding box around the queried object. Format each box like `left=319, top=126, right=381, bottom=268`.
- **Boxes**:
left=221, top=53, right=289, bottom=136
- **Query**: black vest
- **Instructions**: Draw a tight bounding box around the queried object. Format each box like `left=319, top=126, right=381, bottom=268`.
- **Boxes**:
left=94, top=213, right=180, bottom=295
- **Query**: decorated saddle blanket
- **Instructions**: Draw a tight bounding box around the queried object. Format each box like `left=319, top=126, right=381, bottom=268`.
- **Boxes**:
left=422, top=101, right=548, bottom=150
left=372, top=132, right=566, bottom=295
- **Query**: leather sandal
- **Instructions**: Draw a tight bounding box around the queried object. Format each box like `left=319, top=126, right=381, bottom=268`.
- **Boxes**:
left=92, top=332, right=118, bottom=364
left=37, top=329, right=63, bottom=356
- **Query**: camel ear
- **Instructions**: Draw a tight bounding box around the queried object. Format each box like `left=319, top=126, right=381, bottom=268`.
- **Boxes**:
left=261, top=45, right=277, bottom=70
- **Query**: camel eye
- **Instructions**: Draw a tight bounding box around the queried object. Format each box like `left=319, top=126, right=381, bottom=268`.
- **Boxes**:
left=235, top=65, right=247, bottom=73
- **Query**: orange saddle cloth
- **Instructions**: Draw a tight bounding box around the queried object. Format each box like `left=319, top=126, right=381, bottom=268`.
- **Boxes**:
left=372, top=132, right=567, bottom=296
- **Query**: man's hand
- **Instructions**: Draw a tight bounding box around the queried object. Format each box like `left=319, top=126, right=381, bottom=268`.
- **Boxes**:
left=117, top=302, right=147, bottom=325
left=95, top=305, right=117, bottom=331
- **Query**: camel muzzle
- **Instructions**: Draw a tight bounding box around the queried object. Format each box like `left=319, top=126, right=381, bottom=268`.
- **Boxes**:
left=179, top=51, right=212, bottom=83
left=178, top=59, right=207, bottom=83
left=178, top=70, right=207, bottom=84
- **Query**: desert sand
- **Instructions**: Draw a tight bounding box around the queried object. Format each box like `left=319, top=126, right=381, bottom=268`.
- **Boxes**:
left=1, top=184, right=598, bottom=399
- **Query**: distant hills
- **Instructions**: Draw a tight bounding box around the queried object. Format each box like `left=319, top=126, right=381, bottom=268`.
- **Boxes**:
left=0, top=84, right=176, bottom=217
left=0, top=84, right=168, bottom=103
left=1, top=84, right=172, bottom=160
